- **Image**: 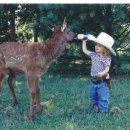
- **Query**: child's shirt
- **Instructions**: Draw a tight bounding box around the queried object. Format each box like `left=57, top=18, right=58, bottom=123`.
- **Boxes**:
left=90, top=51, right=111, bottom=77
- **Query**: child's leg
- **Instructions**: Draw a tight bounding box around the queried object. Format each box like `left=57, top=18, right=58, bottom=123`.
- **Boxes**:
left=89, top=83, right=98, bottom=108
left=97, top=83, right=109, bottom=112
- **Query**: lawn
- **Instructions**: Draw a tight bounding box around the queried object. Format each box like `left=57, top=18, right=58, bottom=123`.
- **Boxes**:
left=0, top=73, right=130, bottom=130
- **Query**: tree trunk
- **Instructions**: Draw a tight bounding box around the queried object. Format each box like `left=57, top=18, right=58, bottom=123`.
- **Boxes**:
left=10, top=5, right=16, bottom=42
left=34, top=29, right=38, bottom=42
left=105, top=5, right=113, bottom=35
left=34, top=12, right=40, bottom=42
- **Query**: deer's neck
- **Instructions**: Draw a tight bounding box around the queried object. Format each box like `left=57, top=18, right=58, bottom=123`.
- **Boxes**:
left=44, top=36, right=66, bottom=62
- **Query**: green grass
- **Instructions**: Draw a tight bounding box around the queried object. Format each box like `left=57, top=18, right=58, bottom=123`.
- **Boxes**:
left=0, top=73, right=130, bottom=130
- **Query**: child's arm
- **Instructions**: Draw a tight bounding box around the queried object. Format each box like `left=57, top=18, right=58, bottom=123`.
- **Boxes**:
left=97, top=66, right=110, bottom=78
left=82, top=40, right=91, bottom=56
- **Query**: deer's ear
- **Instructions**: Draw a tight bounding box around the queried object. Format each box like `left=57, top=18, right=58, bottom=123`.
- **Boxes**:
left=61, top=17, right=67, bottom=32
left=51, top=28, right=55, bottom=31
left=47, top=23, right=55, bottom=31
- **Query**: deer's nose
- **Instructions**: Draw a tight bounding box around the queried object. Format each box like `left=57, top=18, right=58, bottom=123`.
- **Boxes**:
left=74, top=33, right=78, bottom=39
left=73, top=32, right=77, bottom=38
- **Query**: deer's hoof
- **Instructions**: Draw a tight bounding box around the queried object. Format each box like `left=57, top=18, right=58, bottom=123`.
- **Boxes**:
left=37, top=107, right=43, bottom=114
left=14, top=100, right=19, bottom=104
left=28, top=115, right=34, bottom=122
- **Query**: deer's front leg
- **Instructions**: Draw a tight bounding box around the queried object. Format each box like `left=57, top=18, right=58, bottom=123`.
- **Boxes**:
left=27, top=73, right=37, bottom=121
left=29, top=88, right=35, bottom=121
left=35, top=78, right=42, bottom=113
left=27, top=72, right=42, bottom=121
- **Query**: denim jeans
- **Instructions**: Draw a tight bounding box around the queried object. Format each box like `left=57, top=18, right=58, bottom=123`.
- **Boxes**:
left=89, top=81, right=109, bottom=112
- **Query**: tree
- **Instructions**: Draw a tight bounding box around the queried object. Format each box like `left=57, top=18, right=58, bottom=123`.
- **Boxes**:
left=0, top=5, right=10, bottom=42
left=9, top=5, right=17, bottom=41
left=0, top=4, right=129, bottom=74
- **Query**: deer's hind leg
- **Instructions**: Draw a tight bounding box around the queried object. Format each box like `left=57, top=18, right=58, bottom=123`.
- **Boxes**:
left=8, top=69, right=18, bottom=104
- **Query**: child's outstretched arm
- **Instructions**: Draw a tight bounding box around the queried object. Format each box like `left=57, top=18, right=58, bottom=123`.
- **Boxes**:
left=82, top=40, right=90, bottom=56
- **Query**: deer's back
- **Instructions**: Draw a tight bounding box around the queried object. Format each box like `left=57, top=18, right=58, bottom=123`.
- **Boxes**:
left=0, top=42, right=47, bottom=73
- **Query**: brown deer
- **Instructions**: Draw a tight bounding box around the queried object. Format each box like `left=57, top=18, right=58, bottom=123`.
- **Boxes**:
left=0, top=18, right=76, bottom=121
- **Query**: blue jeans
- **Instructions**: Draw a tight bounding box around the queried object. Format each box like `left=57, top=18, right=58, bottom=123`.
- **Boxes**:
left=89, top=81, right=109, bottom=112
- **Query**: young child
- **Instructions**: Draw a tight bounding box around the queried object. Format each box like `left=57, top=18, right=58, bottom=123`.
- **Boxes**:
left=81, top=32, right=116, bottom=112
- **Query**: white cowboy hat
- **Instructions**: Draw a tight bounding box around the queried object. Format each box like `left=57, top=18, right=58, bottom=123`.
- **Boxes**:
left=87, top=32, right=116, bottom=56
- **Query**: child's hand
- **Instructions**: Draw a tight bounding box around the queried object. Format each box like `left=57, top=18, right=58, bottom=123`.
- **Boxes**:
left=83, top=39, right=88, bottom=42
left=97, top=72, right=104, bottom=78
left=82, top=39, right=88, bottom=43
left=97, top=67, right=110, bottom=78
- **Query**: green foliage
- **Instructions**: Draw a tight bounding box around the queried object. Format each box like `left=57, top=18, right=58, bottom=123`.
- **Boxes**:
left=0, top=5, right=10, bottom=42
left=0, top=74, right=130, bottom=129
left=0, top=4, right=130, bottom=73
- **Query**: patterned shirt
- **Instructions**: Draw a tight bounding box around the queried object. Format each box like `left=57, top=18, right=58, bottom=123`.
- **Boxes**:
left=90, top=51, right=111, bottom=77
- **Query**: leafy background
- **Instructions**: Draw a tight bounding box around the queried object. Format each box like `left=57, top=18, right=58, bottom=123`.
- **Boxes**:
left=0, top=4, right=130, bottom=74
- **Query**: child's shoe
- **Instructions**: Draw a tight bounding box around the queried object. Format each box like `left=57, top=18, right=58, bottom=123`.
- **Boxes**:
left=93, top=106, right=99, bottom=113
